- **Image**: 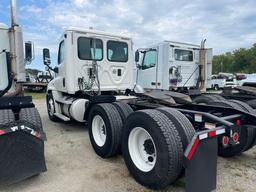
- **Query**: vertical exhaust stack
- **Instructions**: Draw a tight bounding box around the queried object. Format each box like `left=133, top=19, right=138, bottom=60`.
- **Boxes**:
left=11, top=0, right=17, bottom=27
left=9, top=0, right=26, bottom=84
left=199, top=39, right=207, bottom=92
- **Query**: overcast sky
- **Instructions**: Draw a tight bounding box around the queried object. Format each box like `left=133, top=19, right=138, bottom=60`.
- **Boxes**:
left=1, top=0, right=256, bottom=70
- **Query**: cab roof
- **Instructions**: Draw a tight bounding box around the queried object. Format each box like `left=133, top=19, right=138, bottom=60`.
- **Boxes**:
left=65, top=27, right=132, bottom=40
left=144, top=40, right=201, bottom=50
left=0, top=23, right=8, bottom=30
left=164, top=40, right=200, bottom=49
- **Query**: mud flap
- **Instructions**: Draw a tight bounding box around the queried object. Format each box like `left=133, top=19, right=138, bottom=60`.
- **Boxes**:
left=0, top=121, right=47, bottom=186
left=185, top=137, right=217, bottom=192
left=184, top=127, right=226, bottom=192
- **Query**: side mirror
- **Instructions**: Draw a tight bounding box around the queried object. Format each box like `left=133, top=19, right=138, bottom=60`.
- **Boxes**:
left=25, top=41, right=34, bottom=64
left=43, top=48, right=51, bottom=65
left=135, top=50, right=140, bottom=63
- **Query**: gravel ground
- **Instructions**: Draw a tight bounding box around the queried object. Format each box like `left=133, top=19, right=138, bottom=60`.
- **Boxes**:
left=0, top=99, right=256, bottom=192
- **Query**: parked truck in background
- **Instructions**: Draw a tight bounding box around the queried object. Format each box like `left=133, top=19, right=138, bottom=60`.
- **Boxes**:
left=208, top=73, right=237, bottom=90
left=238, top=73, right=256, bottom=87
left=134, top=40, right=256, bottom=109
left=23, top=71, right=53, bottom=92
left=134, top=40, right=212, bottom=93
left=43, top=28, right=256, bottom=191
left=0, top=0, right=46, bottom=185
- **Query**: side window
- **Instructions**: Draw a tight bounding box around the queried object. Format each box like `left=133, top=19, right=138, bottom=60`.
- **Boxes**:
left=107, top=41, right=128, bottom=62
left=58, top=41, right=65, bottom=64
left=174, top=49, right=193, bottom=61
left=142, top=50, right=157, bottom=70
left=78, top=37, right=103, bottom=61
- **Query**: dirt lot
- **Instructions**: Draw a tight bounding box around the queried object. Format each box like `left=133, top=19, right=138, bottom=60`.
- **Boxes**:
left=1, top=99, right=256, bottom=192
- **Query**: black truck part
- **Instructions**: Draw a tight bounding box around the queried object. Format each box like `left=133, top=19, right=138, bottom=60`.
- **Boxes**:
left=0, top=97, right=47, bottom=186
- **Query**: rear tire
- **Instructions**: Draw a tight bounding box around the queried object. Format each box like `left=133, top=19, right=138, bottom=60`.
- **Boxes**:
left=122, top=109, right=183, bottom=189
left=157, top=107, right=195, bottom=150
left=210, top=100, right=248, bottom=157
left=88, top=103, right=123, bottom=158
left=193, top=95, right=219, bottom=105
left=229, top=100, right=255, bottom=114
left=246, top=99, right=256, bottom=109
left=112, top=102, right=133, bottom=123
left=0, top=110, right=15, bottom=125
left=0, top=108, right=46, bottom=184
left=19, top=108, right=43, bottom=131
left=157, top=107, right=195, bottom=178
left=228, top=100, right=256, bottom=151
left=212, top=95, right=226, bottom=101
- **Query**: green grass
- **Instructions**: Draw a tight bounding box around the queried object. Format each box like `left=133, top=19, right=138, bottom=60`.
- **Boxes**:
left=24, top=91, right=46, bottom=100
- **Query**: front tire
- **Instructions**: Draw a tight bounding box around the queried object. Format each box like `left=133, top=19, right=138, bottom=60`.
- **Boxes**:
left=46, top=92, right=59, bottom=122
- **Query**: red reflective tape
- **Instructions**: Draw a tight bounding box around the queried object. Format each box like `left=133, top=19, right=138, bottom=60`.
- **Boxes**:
left=188, top=138, right=199, bottom=161
left=208, top=131, right=216, bottom=137
left=0, top=130, right=5, bottom=135
left=36, top=132, right=41, bottom=139
left=236, top=119, right=241, bottom=126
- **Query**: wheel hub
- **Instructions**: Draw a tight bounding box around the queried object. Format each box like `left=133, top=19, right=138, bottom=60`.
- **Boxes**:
left=128, top=127, right=157, bottom=172
left=143, top=139, right=155, bottom=155
left=92, top=115, right=107, bottom=147
left=48, top=98, right=54, bottom=116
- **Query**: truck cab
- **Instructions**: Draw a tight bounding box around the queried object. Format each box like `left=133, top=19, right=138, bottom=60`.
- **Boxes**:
left=46, top=27, right=134, bottom=95
left=44, top=28, right=134, bottom=122
left=135, top=41, right=213, bottom=92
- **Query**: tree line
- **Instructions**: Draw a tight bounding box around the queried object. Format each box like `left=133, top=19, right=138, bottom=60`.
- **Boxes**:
left=213, top=43, right=256, bottom=74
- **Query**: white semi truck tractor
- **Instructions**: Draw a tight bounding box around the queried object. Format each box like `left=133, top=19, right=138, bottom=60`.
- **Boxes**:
left=134, top=40, right=256, bottom=158
left=43, top=28, right=256, bottom=191
left=0, top=0, right=46, bottom=185
left=134, top=40, right=213, bottom=93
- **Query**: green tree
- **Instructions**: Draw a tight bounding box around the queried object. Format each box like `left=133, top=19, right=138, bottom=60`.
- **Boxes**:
left=212, top=43, right=256, bottom=74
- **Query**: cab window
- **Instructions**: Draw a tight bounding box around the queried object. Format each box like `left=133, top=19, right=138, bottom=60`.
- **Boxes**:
left=58, top=41, right=65, bottom=64
left=78, top=37, right=103, bottom=60
left=174, top=49, right=193, bottom=61
left=142, top=50, right=157, bottom=70
left=107, top=41, right=128, bottom=62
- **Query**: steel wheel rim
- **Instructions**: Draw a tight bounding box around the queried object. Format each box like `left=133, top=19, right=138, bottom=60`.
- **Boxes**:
left=128, top=127, right=157, bottom=172
left=92, top=115, right=107, bottom=147
left=48, top=98, right=54, bottom=116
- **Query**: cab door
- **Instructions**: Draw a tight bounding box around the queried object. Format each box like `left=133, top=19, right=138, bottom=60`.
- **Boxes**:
left=137, top=49, right=158, bottom=89
left=54, top=39, right=67, bottom=92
